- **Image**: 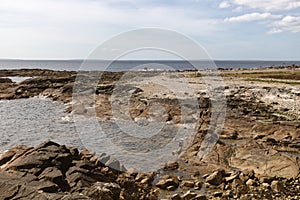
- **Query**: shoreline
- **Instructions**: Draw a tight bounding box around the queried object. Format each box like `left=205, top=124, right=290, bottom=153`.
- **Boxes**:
left=0, top=66, right=299, bottom=199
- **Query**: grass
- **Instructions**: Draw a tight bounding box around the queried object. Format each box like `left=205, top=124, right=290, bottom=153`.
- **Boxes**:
left=245, top=78, right=300, bottom=85
left=223, top=71, right=300, bottom=80
left=223, top=70, right=300, bottom=85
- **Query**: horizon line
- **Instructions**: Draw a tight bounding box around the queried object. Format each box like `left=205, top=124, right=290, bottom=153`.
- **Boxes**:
left=0, top=58, right=300, bottom=62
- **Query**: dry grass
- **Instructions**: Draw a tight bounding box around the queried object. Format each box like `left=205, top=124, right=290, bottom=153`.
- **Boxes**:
left=223, top=71, right=300, bottom=85
left=245, top=78, right=300, bottom=85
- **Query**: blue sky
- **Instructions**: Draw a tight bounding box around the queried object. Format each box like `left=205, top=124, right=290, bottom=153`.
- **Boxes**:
left=0, top=0, right=299, bottom=60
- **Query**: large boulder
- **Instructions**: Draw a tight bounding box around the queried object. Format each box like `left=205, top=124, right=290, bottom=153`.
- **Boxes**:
left=0, top=141, right=156, bottom=199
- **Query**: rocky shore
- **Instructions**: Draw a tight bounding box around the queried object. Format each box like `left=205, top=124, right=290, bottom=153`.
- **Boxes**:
left=0, top=141, right=299, bottom=200
left=0, top=66, right=299, bottom=199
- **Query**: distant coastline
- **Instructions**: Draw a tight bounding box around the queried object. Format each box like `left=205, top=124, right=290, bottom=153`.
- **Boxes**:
left=0, top=59, right=299, bottom=72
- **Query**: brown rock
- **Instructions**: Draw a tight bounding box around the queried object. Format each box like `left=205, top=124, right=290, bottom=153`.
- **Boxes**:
left=84, top=182, right=121, bottom=200
left=232, top=178, right=243, bottom=188
left=27, top=180, right=60, bottom=193
left=245, top=179, right=257, bottom=187
left=0, top=78, right=13, bottom=83
left=163, top=161, right=179, bottom=171
left=193, top=194, right=207, bottom=200
left=61, top=193, right=90, bottom=199
left=181, top=190, right=197, bottom=200
left=156, top=177, right=179, bottom=190
left=0, top=182, right=19, bottom=199
left=194, top=181, right=203, bottom=189
left=0, top=140, right=196, bottom=199
left=171, top=193, right=182, bottom=200
left=213, top=191, right=223, bottom=197
left=271, top=180, right=284, bottom=193
left=39, top=167, right=70, bottom=191
left=206, top=169, right=224, bottom=186
left=182, top=180, right=195, bottom=188
left=0, top=145, right=33, bottom=168
left=80, top=149, right=95, bottom=160
left=260, top=176, right=274, bottom=184
left=224, top=172, right=240, bottom=182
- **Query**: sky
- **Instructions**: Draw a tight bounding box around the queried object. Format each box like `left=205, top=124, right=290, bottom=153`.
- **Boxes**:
left=0, top=0, right=299, bottom=60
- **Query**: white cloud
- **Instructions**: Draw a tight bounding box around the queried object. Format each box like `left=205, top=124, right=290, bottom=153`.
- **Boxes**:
left=269, top=15, right=300, bottom=33
left=224, top=12, right=282, bottom=22
left=219, top=1, right=230, bottom=9
left=224, top=12, right=300, bottom=34
left=0, top=0, right=220, bottom=58
left=227, top=0, right=300, bottom=11
left=233, top=6, right=243, bottom=12
left=220, top=0, right=300, bottom=34
left=0, top=0, right=218, bottom=34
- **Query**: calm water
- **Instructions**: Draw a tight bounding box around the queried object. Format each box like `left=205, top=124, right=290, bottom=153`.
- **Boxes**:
left=0, top=97, right=191, bottom=171
left=0, top=97, right=82, bottom=150
left=0, top=60, right=299, bottom=72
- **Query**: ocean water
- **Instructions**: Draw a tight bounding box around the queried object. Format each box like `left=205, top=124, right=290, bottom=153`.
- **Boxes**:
left=0, top=97, right=191, bottom=171
left=0, top=97, right=82, bottom=150
left=0, top=60, right=299, bottom=72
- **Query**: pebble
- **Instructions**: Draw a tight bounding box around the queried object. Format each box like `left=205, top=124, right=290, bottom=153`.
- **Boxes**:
left=182, top=180, right=195, bottom=188
left=181, top=191, right=197, bottom=200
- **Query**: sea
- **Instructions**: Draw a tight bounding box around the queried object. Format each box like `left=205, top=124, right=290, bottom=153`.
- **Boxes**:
left=0, top=60, right=299, bottom=71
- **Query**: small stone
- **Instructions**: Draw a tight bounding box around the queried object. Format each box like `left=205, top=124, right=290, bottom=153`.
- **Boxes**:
left=163, top=161, right=179, bottom=171
left=271, top=180, right=284, bottom=193
left=225, top=172, right=239, bottom=182
left=260, top=177, right=274, bottom=184
left=231, top=131, right=239, bottom=139
left=224, top=190, right=233, bottom=198
left=232, top=178, right=243, bottom=188
left=126, top=168, right=138, bottom=177
left=246, top=170, right=255, bottom=179
left=140, top=177, right=152, bottom=184
left=194, top=181, right=203, bottom=189
left=266, top=138, right=277, bottom=144
left=205, top=169, right=224, bottom=186
left=167, top=185, right=177, bottom=191
left=236, top=185, right=248, bottom=195
left=262, top=182, right=270, bottom=189
left=85, top=182, right=121, bottom=200
left=213, top=191, right=222, bottom=197
left=202, top=174, right=210, bottom=179
left=182, top=180, right=194, bottom=188
left=254, top=134, right=266, bottom=140
left=181, top=190, right=197, bottom=200
left=193, top=194, right=207, bottom=200
left=239, top=173, right=250, bottom=183
left=89, top=156, right=99, bottom=163
left=156, top=177, right=179, bottom=190
left=170, top=193, right=181, bottom=200
left=224, top=184, right=230, bottom=190
left=246, top=179, right=257, bottom=187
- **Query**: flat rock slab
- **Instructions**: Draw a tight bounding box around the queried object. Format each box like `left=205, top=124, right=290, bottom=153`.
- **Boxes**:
left=229, top=144, right=299, bottom=178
